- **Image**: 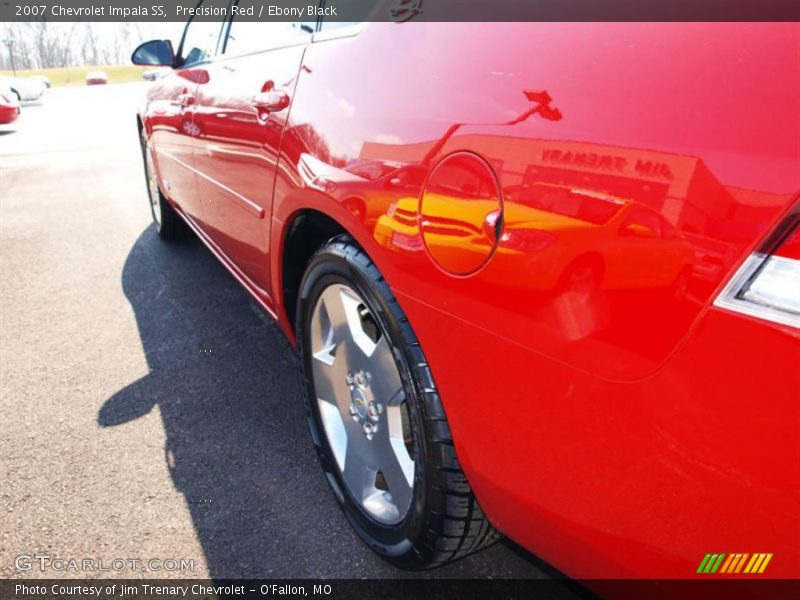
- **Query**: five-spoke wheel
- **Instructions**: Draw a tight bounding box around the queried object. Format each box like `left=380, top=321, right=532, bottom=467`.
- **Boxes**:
left=298, top=236, right=497, bottom=568
left=310, top=283, right=415, bottom=524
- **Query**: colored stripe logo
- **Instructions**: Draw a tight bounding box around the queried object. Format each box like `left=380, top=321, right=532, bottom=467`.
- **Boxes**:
left=697, top=553, right=773, bottom=574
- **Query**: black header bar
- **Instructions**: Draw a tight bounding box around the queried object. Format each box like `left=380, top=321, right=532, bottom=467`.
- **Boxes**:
left=3, top=0, right=800, bottom=23
left=3, top=579, right=800, bottom=600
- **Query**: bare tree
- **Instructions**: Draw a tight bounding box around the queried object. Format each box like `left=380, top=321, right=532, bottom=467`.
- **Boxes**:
left=1, top=22, right=160, bottom=71
left=81, top=23, right=100, bottom=66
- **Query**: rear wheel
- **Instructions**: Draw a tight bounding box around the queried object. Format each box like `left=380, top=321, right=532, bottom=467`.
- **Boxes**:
left=557, top=258, right=602, bottom=295
left=140, top=128, right=186, bottom=241
left=297, top=236, right=497, bottom=568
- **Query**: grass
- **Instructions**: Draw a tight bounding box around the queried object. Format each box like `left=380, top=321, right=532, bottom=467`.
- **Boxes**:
left=0, top=65, right=145, bottom=87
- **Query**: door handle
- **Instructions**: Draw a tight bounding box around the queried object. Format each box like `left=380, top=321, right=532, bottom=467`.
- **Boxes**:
left=252, top=90, right=290, bottom=112
left=177, top=92, right=195, bottom=107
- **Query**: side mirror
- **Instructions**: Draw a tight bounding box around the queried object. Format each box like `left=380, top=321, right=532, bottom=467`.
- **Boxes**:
left=131, top=40, right=175, bottom=67
left=620, top=223, right=657, bottom=238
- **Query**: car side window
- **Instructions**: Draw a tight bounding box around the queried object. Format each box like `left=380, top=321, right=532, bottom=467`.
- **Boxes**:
left=318, top=21, right=360, bottom=33
left=621, top=207, right=663, bottom=237
left=316, top=0, right=367, bottom=36
left=179, top=2, right=226, bottom=67
left=224, top=21, right=314, bottom=56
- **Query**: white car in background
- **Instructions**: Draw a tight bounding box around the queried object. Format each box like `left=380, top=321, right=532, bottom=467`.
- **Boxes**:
left=0, top=76, right=46, bottom=102
left=30, top=75, right=51, bottom=88
left=141, top=68, right=169, bottom=81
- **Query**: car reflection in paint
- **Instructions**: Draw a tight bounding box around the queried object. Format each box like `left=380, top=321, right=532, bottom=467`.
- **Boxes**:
left=500, top=183, right=695, bottom=295
left=376, top=179, right=695, bottom=345
left=299, top=154, right=428, bottom=228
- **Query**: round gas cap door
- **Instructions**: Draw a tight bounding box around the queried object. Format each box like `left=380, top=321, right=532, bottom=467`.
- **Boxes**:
left=420, top=152, right=503, bottom=276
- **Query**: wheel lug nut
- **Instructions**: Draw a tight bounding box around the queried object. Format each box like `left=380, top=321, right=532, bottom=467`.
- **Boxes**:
left=362, top=422, right=374, bottom=440
left=367, top=403, right=383, bottom=420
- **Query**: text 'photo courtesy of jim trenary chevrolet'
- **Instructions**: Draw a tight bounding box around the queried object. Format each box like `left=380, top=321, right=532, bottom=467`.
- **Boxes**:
left=1, top=1, right=799, bottom=600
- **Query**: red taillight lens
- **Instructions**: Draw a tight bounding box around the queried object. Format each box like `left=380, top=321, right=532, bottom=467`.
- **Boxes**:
left=714, top=213, right=800, bottom=328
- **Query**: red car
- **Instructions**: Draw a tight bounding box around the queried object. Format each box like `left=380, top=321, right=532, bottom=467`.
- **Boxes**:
left=85, top=70, right=108, bottom=85
left=0, top=88, right=20, bottom=124
left=132, top=13, right=799, bottom=581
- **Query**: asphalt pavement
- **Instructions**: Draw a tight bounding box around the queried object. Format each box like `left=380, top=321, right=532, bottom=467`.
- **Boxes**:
left=0, top=84, right=579, bottom=587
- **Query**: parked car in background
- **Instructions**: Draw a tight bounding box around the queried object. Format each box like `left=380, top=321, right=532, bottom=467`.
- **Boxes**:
left=30, top=75, right=51, bottom=89
left=132, top=11, right=800, bottom=582
left=0, top=75, right=45, bottom=102
left=0, top=85, right=20, bottom=124
left=141, top=68, right=169, bottom=81
left=85, top=71, right=108, bottom=85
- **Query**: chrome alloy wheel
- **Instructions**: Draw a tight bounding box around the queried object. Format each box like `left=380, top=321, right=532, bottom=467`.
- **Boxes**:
left=309, top=283, right=415, bottom=525
left=142, top=131, right=162, bottom=227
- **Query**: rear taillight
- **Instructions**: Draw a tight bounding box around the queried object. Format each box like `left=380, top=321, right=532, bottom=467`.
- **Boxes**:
left=714, top=209, right=800, bottom=328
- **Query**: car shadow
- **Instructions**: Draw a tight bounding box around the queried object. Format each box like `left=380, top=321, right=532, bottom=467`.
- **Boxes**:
left=97, top=226, right=588, bottom=588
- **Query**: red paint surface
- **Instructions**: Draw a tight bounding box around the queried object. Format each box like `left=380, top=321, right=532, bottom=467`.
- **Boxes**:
left=0, top=90, right=19, bottom=124
left=0, top=103, right=19, bottom=124
left=140, top=22, right=800, bottom=579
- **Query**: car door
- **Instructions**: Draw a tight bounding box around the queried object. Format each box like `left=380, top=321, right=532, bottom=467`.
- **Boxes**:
left=191, top=12, right=312, bottom=296
left=148, top=8, right=226, bottom=225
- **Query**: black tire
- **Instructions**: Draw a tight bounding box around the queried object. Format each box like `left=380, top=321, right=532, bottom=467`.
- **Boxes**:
left=297, top=235, right=498, bottom=569
left=139, top=127, right=186, bottom=241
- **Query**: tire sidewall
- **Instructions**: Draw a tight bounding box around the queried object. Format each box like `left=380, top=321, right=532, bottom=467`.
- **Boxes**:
left=297, top=245, right=430, bottom=563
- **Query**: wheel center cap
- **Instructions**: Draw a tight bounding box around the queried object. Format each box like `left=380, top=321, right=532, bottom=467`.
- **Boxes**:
left=346, top=370, right=383, bottom=440
left=351, top=388, right=370, bottom=420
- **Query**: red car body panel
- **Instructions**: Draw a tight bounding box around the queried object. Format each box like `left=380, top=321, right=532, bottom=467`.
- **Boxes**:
left=0, top=96, right=19, bottom=124
left=191, top=46, right=305, bottom=293
left=0, top=104, right=19, bottom=124
left=140, top=22, right=800, bottom=579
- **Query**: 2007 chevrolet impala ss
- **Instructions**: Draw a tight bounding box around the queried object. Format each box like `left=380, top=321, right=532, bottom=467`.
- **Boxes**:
left=131, top=7, right=799, bottom=580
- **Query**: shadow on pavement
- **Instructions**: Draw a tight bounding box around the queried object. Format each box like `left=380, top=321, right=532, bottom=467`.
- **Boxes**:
left=97, top=226, right=583, bottom=586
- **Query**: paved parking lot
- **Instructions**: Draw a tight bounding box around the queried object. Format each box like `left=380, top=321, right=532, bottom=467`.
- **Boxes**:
left=0, top=84, right=577, bottom=585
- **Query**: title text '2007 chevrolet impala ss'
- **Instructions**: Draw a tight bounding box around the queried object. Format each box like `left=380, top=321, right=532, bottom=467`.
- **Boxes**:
left=131, top=7, right=799, bottom=580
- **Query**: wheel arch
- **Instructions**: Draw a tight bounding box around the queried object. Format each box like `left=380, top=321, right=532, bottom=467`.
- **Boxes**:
left=273, top=196, right=405, bottom=347
left=136, top=111, right=153, bottom=138
left=561, top=250, right=606, bottom=284
left=278, top=209, right=349, bottom=334
left=136, top=115, right=144, bottom=151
